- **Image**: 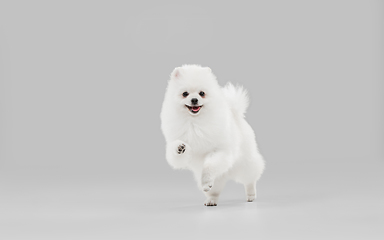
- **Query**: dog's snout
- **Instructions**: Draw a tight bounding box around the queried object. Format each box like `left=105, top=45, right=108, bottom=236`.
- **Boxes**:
left=191, top=98, right=198, bottom=105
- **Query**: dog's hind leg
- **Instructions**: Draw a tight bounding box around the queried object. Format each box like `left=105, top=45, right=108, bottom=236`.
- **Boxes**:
left=244, top=181, right=257, bottom=202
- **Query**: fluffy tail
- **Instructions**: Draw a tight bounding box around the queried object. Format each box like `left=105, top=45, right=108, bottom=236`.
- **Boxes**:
left=222, top=82, right=249, bottom=118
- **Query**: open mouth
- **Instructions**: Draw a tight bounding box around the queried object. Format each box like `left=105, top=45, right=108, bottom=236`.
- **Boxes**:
left=185, top=105, right=203, bottom=114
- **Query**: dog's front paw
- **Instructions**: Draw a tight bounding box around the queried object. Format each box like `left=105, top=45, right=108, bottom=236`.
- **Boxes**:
left=204, top=197, right=218, bottom=206
left=177, top=143, right=186, bottom=154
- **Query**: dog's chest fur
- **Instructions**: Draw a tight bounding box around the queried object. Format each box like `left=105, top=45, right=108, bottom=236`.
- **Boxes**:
left=181, top=119, right=224, bottom=153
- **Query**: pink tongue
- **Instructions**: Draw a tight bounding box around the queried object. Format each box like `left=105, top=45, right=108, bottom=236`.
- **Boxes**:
left=192, top=106, right=200, bottom=111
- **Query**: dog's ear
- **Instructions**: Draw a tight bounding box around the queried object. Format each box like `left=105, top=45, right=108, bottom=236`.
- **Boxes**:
left=171, top=67, right=182, bottom=80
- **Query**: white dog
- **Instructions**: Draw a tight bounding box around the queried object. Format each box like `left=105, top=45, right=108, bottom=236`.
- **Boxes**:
left=160, top=65, right=265, bottom=206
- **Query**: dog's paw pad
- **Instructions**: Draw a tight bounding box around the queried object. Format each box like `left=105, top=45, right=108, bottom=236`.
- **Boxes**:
left=204, top=199, right=218, bottom=206
left=247, top=195, right=256, bottom=202
left=177, top=144, right=186, bottom=154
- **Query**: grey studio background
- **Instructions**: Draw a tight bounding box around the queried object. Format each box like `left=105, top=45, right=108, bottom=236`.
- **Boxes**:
left=0, top=0, right=383, bottom=240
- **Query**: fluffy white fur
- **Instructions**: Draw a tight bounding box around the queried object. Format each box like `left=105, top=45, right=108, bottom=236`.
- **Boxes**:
left=160, top=65, right=265, bottom=206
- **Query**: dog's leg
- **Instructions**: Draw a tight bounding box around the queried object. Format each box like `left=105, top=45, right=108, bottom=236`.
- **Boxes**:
left=204, top=177, right=227, bottom=206
left=201, top=151, right=232, bottom=192
left=244, top=181, right=257, bottom=202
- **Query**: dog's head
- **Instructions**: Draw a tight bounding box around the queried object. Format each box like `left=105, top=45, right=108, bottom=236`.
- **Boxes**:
left=166, top=65, right=220, bottom=116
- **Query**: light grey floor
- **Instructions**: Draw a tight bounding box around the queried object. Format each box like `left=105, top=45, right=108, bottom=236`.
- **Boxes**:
left=1, top=159, right=383, bottom=240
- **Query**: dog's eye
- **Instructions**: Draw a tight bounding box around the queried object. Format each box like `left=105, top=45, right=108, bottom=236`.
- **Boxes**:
left=182, top=92, right=189, bottom=97
left=199, top=91, right=205, bottom=97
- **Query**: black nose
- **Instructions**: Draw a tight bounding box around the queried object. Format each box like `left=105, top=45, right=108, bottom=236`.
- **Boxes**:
left=191, top=98, right=198, bottom=105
